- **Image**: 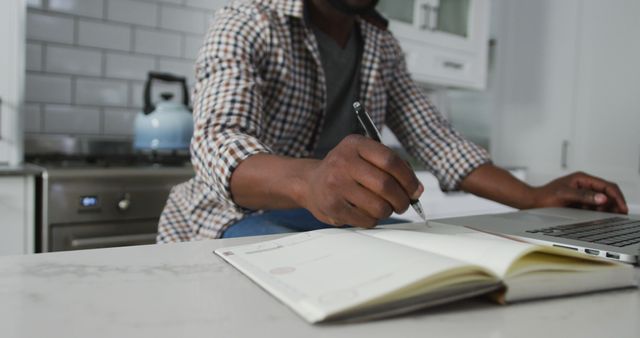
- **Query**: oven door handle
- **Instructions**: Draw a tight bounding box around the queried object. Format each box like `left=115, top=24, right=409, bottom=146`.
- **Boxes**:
left=70, top=233, right=157, bottom=249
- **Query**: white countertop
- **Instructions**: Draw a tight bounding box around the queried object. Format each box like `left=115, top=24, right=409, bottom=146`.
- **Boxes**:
left=1, top=223, right=639, bottom=338
left=0, top=163, right=43, bottom=176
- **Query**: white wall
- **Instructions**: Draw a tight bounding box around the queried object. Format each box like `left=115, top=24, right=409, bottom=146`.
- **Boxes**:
left=24, top=0, right=226, bottom=138
left=487, top=0, right=640, bottom=211
left=0, top=0, right=26, bottom=166
left=436, top=0, right=503, bottom=153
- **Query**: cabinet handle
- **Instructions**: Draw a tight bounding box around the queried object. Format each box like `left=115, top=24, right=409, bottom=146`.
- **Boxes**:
left=430, top=6, right=439, bottom=31
left=0, top=97, right=2, bottom=141
left=561, top=140, right=569, bottom=169
left=443, top=61, right=464, bottom=70
left=420, top=4, right=431, bottom=30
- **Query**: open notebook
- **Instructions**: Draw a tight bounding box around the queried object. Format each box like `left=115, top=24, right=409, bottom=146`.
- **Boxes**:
left=215, top=228, right=637, bottom=323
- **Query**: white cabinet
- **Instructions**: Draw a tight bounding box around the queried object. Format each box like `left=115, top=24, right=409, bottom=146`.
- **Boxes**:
left=491, top=0, right=580, bottom=183
left=491, top=0, right=640, bottom=206
left=378, top=0, right=491, bottom=89
left=571, top=1, right=640, bottom=183
left=0, top=0, right=26, bottom=166
left=0, top=175, right=35, bottom=255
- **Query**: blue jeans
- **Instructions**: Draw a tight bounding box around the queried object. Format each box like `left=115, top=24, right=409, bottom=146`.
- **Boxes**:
left=221, top=208, right=407, bottom=238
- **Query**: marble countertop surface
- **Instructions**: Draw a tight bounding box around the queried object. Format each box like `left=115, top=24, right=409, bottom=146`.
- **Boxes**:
left=1, top=223, right=639, bottom=338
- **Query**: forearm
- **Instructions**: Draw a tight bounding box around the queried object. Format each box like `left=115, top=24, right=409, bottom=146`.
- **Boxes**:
left=459, top=163, right=536, bottom=209
left=230, top=154, right=318, bottom=210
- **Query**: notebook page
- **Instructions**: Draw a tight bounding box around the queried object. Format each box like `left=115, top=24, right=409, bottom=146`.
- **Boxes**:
left=215, top=228, right=488, bottom=323
left=357, top=229, right=535, bottom=278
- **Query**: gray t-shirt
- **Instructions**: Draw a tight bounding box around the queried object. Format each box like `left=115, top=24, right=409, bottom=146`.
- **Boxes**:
left=311, top=26, right=362, bottom=159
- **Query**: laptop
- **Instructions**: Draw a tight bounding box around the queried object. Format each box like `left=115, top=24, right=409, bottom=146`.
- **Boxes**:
left=430, top=208, right=640, bottom=264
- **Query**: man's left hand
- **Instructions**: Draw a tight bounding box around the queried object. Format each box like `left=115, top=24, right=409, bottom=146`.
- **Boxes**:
left=531, top=172, right=629, bottom=214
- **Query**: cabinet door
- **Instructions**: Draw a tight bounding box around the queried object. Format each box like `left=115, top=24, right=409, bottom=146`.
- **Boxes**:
left=378, top=0, right=488, bottom=53
left=397, top=38, right=484, bottom=88
left=377, top=0, right=490, bottom=89
left=571, top=0, right=640, bottom=204
left=0, top=0, right=25, bottom=166
left=491, top=0, right=581, bottom=184
left=0, top=176, right=34, bottom=255
left=376, top=0, right=425, bottom=29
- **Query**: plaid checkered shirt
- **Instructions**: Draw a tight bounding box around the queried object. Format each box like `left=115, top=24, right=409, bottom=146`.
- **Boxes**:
left=157, top=0, right=491, bottom=242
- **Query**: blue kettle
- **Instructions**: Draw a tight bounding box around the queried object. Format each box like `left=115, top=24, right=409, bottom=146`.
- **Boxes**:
left=133, top=72, right=193, bottom=151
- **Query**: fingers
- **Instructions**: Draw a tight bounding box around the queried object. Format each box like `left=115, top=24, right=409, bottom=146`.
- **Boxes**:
left=347, top=158, right=411, bottom=214
left=343, top=182, right=396, bottom=220
left=319, top=199, right=378, bottom=228
left=354, top=136, right=422, bottom=200
left=571, top=173, right=629, bottom=214
left=557, top=186, right=624, bottom=213
left=315, top=135, right=426, bottom=227
left=606, top=184, right=629, bottom=214
left=557, top=187, right=603, bottom=207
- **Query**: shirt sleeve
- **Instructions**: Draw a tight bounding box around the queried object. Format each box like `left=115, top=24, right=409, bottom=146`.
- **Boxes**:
left=383, top=34, right=491, bottom=192
left=190, top=7, right=273, bottom=212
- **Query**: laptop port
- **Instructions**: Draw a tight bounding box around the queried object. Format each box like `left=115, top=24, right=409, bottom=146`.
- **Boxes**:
left=584, top=249, right=600, bottom=256
left=606, top=252, right=620, bottom=260
left=553, top=244, right=577, bottom=251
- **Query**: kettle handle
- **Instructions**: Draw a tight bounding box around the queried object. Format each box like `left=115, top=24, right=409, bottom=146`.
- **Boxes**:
left=143, top=72, right=190, bottom=115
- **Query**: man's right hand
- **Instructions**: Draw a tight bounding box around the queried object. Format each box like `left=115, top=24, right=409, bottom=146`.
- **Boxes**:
left=300, top=134, right=423, bottom=228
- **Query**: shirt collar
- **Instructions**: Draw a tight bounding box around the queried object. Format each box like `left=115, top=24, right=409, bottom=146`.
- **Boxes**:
left=274, top=0, right=388, bottom=30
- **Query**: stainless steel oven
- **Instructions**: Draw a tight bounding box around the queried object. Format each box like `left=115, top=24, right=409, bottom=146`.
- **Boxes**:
left=27, top=135, right=193, bottom=252
left=40, top=167, right=192, bottom=252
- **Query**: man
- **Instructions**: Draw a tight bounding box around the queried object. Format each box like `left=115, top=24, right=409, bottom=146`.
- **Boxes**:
left=157, top=0, right=628, bottom=242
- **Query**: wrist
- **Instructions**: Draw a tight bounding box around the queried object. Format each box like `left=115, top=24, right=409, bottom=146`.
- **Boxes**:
left=231, top=154, right=320, bottom=210
left=287, top=158, right=319, bottom=210
left=519, top=184, right=541, bottom=209
left=460, top=163, right=539, bottom=210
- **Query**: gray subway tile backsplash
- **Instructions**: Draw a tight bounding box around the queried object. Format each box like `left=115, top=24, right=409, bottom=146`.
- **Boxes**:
left=27, top=12, right=74, bottom=44
left=46, top=45, right=103, bottom=76
left=43, top=104, right=101, bottom=134
left=24, top=103, right=43, bottom=133
left=159, top=6, right=207, bottom=34
left=141, top=0, right=183, bottom=5
left=78, top=20, right=132, bottom=52
left=103, top=108, right=138, bottom=136
left=185, top=0, right=227, bottom=11
left=75, top=78, right=129, bottom=107
left=26, top=43, right=43, bottom=72
left=107, top=0, right=158, bottom=27
left=48, top=0, right=105, bottom=19
left=25, top=0, right=225, bottom=138
left=25, top=73, right=73, bottom=104
left=183, top=34, right=204, bottom=59
left=105, top=52, right=156, bottom=80
left=134, top=28, right=182, bottom=57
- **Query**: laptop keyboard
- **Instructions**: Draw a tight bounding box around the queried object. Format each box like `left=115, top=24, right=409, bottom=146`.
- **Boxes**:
left=526, top=217, right=640, bottom=247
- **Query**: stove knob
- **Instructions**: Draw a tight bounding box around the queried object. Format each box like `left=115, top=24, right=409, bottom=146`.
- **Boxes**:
left=118, top=193, right=131, bottom=211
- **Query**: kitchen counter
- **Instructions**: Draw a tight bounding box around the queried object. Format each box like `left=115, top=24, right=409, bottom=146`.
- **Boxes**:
left=0, top=163, right=43, bottom=176
left=0, top=169, right=38, bottom=255
left=1, top=222, right=639, bottom=338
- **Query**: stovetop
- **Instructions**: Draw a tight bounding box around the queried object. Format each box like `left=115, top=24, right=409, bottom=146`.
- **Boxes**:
left=25, top=135, right=191, bottom=169
left=26, top=153, right=191, bottom=169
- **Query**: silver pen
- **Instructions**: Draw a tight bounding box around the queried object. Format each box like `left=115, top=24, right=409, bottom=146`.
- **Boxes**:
left=353, top=101, right=428, bottom=225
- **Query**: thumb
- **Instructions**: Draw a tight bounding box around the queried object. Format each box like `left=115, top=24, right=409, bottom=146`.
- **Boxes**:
left=559, top=188, right=608, bottom=206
